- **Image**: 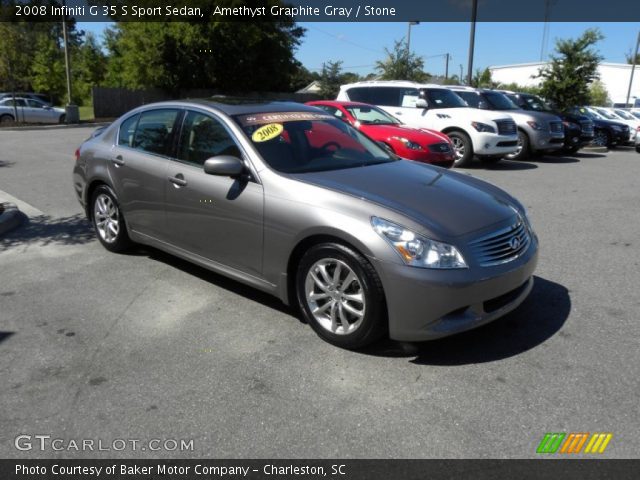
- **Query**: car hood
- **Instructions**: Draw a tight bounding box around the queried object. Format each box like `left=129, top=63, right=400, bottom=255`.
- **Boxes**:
left=507, top=109, right=561, bottom=124
left=359, top=124, right=451, bottom=143
left=291, top=160, right=517, bottom=238
left=431, top=107, right=513, bottom=125
left=592, top=118, right=628, bottom=128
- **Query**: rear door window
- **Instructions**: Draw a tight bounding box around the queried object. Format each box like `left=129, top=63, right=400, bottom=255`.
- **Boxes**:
left=118, top=114, right=140, bottom=147
left=176, top=111, right=241, bottom=166
left=132, top=109, right=181, bottom=156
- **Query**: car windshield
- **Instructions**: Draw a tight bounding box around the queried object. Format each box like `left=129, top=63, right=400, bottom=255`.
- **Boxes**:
left=235, top=111, right=396, bottom=174
left=614, top=109, right=634, bottom=120
left=344, top=105, right=401, bottom=125
left=422, top=89, right=468, bottom=109
left=594, top=108, right=617, bottom=120
left=483, top=92, right=519, bottom=110
left=630, top=111, right=640, bottom=120
left=520, top=95, right=553, bottom=112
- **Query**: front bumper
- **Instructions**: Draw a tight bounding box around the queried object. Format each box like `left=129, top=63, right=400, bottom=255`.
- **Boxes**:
left=530, top=130, right=565, bottom=151
left=373, top=234, right=538, bottom=342
left=472, top=132, right=519, bottom=155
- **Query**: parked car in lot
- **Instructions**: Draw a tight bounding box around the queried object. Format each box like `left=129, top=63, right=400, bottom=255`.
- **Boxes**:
left=446, top=86, right=564, bottom=160
left=568, top=107, right=630, bottom=148
left=591, top=107, right=640, bottom=142
left=336, top=81, right=519, bottom=167
left=73, top=100, right=538, bottom=348
left=0, top=91, right=53, bottom=106
left=499, top=91, right=594, bottom=154
left=637, top=128, right=640, bottom=153
left=0, top=97, right=65, bottom=124
left=306, top=100, right=455, bottom=168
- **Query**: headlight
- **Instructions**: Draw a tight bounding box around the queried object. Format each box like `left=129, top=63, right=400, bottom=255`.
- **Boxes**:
left=391, top=136, right=424, bottom=151
left=371, top=217, right=467, bottom=269
left=527, top=121, right=546, bottom=131
left=471, top=121, right=496, bottom=133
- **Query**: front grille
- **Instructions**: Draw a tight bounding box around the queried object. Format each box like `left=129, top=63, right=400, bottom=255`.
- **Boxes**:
left=428, top=142, right=452, bottom=153
left=580, top=120, right=594, bottom=136
left=549, top=121, right=564, bottom=134
left=469, top=219, right=531, bottom=267
left=495, top=119, right=517, bottom=136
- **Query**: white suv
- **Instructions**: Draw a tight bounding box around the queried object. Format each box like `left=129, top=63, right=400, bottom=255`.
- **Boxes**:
left=337, top=81, right=518, bottom=167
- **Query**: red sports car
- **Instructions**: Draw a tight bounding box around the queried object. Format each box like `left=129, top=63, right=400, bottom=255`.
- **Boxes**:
left=306, top=100, right=456, bottom=168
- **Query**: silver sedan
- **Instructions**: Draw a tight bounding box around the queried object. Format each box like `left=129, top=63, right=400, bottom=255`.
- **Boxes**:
left=0, top=97, right=66, bottom=124
left=72, top=100, right=538, bottom=349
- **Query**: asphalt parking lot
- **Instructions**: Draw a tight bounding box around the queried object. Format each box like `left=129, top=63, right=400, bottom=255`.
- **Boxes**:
left=0, top=127, right=639, bottom=459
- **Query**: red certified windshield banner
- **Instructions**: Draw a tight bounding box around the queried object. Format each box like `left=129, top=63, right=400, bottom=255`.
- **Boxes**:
left=237, top=112, right=333, bottom=126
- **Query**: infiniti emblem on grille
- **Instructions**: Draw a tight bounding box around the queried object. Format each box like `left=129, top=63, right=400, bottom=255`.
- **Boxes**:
left=509, top=237, right=521, bottom=250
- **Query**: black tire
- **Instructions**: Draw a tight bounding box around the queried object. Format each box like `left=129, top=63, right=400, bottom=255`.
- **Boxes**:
left=505, top=130, right=530, bottom=160
left=296, top=242, right=386, bottom=349
left=59, top=114, right=66, bottom=124
left=447, top=131, right=474, bottom=167
left=563, top=145, right=580, bottom=155
left=0, top=114, right=14, bottom=124
left=90, top=185, right=132, bottom=253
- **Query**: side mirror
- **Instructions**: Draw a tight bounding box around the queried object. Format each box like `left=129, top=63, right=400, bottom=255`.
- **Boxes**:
left=478, top=101, right=489, bottom=110
left=416, top=98, right=428, bottom=109
left=376, top=141, right=393, bottom=153
left=203, top=156, right=245, bottom=177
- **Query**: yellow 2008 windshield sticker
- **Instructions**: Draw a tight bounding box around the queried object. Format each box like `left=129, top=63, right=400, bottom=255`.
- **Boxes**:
left=252, top=123, right=283, bottom=142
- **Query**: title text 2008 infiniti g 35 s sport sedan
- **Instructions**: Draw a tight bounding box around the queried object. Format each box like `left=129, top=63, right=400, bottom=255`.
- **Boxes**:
left=73, top=100, right=538, bottom=349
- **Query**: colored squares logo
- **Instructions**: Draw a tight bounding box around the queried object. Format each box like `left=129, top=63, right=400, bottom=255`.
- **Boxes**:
left=537, top=433, right=613, bottom=454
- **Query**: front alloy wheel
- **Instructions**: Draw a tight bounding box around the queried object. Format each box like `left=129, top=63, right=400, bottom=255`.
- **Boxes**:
left=304, top=259, right=365, bottom=335
left=296, top=243, right=386, bottom=349
left=593, top=130, right=610, bottom=148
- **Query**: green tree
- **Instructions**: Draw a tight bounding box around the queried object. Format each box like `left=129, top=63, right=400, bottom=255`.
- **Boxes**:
left=73, top=32, right=107, bottom=105
left=589, top=80, right=611, bottom=106
left=537, top=28, right=604, bottom=111
left=625, top=50, right=640, bottom=64
left=471, top=68, right=497, bottom=88
left=318, top=61, right=344, bottom=99
left=0, top=23, right=32, bottom=93
left=375, top=40, right=430, bottom=82
left=103, top=10, right=304, bottom=94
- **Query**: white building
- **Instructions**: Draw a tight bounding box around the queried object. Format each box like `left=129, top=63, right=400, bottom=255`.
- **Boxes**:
left=489, top=62, right=640, bottom=106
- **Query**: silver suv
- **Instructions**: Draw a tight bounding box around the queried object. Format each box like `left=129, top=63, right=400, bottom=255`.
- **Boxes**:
left=446, top=86, right=565, bottom=160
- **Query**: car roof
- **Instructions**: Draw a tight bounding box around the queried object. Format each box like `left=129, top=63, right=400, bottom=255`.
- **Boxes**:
left=308, top=100, right=375, bottom=108
left=340, top=80, right=451, bottom=90
left=137, top=99, right=319, bottom=116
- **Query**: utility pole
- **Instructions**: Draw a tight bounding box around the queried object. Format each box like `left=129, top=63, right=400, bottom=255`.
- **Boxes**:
left=406, top=21, right=420, bottom=54
left=445, top=53, right=450, bottom=80
left=62, top=3, right=72, bottom=105
left=626, top=30, right=640, bottom=107
left=459, top=64, right=464, bottom=82
left=466, top=0, right=478, bottom=86
left=61, top=0, right=78, bottom=123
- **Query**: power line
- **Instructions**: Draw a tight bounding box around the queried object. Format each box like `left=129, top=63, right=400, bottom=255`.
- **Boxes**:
left=306, top=25, right=384, bottom=55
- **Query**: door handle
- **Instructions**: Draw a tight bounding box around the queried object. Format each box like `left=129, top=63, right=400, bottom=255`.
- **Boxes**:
left=395, top=112, right=403, bottom=115
left=112, top=155, right=125, bottom=166
left=168, top=175, right=187, bottom=187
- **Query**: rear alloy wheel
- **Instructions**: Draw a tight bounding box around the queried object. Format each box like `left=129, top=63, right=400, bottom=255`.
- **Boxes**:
left=296, top=243, right=386, bottom=349
left=91, top=185, right=131, bottom=252
left=593, top=130, right=610, bottom=148
left=505, top=130, right=530, bottom=160
left=447, top=131, right=474, bottom=167
left=59, top=114, right=66, bottom=124
left=0, top=114, right=14, bottom=124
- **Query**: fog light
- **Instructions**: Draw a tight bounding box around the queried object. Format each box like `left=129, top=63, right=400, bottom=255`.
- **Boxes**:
left=485, top=143, right=490, bottom=149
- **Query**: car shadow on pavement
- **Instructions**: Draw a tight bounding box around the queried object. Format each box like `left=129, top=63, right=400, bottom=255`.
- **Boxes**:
left=361, top=276, right=570, bottom=365
left=0, top=214, right=95, bottom=251
left=141, top=246, right=297, bottom=318
left=464, top=160, right=538, bottom=171
left=0, top=160, right=15, bottom=168
left=532, top=155, right=580, bottom=164
left=0, top=332, right=15, bottom=345
left=573, top=152, right=607, bottom=158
